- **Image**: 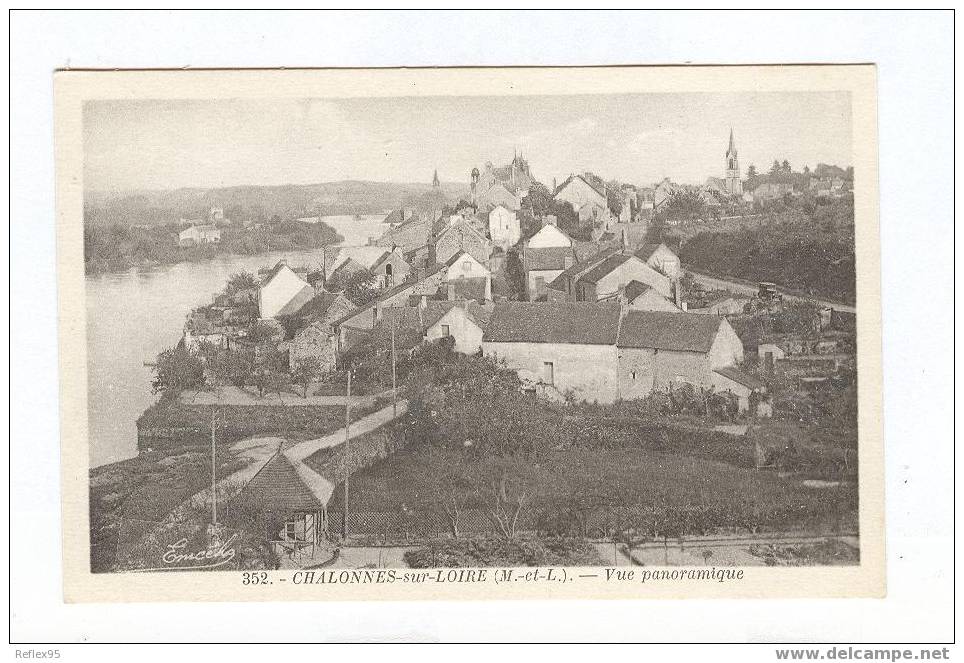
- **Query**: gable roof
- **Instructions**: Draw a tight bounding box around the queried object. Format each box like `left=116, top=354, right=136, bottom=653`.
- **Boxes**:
left=635, top=243, right=669, bottom=261
left=235, top=449, right=324, bottom=513
left=617, top=310, right=724, bottom=352
left=545, top=247, right=621, bottom=290
left=578, top=254, right=634, bottom=284
left=260, top=260, right=296, bottom=287
left=448, top=276, right=489, bottom=302
left=714, top=365, right=765, bottom=391
left=297, top=292, right=353, bottom=322
left=554, top=173, right=607, bottom=199
left=330, top=246, right=390, bottom=272
left=483, top=302, right=621, bottom=345
left=526, top=223, right=573, bottom=248
left=435, top=216, right=489, bottom=244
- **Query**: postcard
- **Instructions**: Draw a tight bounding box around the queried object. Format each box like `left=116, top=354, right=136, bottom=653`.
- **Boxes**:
left=55, top=64, right=883, bottom=601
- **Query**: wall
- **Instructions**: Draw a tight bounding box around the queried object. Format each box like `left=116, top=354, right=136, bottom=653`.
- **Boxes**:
left=260, top=266, right=310, bottom=318
left=425, top=307, right=484, bottom=354
left=707, top=319, right=745, bottom=368
left=618, top=346, right=712, bottom=399
left=556, top=178, right=606, bottom=210
left=289, top=326, right=337, bottom=372
left=489, top=206, right=520, bottom=249
left=594, top=258, right=672, bottom=299
left=527, top=268, right=563, bottom=300
left=527, top=224, right=572, bottom=248
left=482, top=341, right=619, bottom=403
left=436, top=224, right=491, bottom=265
left=646, top=245, right=682, bottom=280
left=630, top=289, right=681, bottom=312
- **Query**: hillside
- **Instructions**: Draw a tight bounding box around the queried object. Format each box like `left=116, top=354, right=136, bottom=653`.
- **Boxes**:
left=84, top=180, right=470, bottom=227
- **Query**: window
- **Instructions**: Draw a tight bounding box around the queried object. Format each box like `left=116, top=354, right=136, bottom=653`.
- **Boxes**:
left=543, top=361, right=554, bottom=385
left=631, top=371, right=637, bottom=380
left=385, top=264, right=393, bottom=276
left=441, top=324, right=450, bottom=337
left=462, top=260, right=472, bottom=272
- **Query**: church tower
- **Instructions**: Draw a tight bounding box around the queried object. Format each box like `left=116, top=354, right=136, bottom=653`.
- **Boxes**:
left=724, top=128, right=743, bottom=196
left=432, top=169, right=440, bottom=189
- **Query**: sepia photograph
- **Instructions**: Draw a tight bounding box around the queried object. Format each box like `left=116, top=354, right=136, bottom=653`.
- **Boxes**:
left=60, top=68, right=882, bottom=590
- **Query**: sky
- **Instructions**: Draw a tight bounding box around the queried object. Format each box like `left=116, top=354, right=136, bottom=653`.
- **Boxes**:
left=84, top=91, right=852, bottom=192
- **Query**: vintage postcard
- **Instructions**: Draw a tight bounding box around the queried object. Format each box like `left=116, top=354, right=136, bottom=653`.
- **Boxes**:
left=55, top=65, right=883, bottom=602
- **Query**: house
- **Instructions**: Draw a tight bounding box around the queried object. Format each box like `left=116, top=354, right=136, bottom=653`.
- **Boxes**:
left=544, top=247, right=622, bottom=302
left=326, top=246, right=410, bottom=289
left=375, top=212, right=432, bottom=254
left=286, top=292, right=356, bottom=331
left=574, top=253, right=672, bottom=301
left=577, top=200, right=612, bottom=228
left=618, top=186, right=636, bottom=223
left=471, top=154, right=534, bottom=203
left=654, top=178, right=681, bottom=211
left=613, top=280, right=681, bottom=312
left=637, top=187, right=656, bottom=212
left=424, top=300, right=492, bottom=354
left=616, top=310, right=746, bottom=403
left=476, top=181, right=522, bottom=212
left=435, top=216, right=492, bottom=266
left=482, top=302, right=623, bottom=403
left=554, top=174, right=608, bottom=212
left=330, top=270, right=446, bottom=351
left=178, top=224, right=221, bottom=247
left=523, top=246, right=577, bottom=300
left=709, top=365, right=766, bottom=414
left=288, top=321, right=337, bottom=373
left=752, top=181, right=792, bottom=203
left=488, top=205, right=521, bottom=250
left=483, top=302, right=755, bottom=408
left=258, top=261, right=315, bottom=319
left=439, top=251, right=492, bottom=301
left=526, top=221, right=573, bottom=249
left=232, top=448, right=326, bottom=553
left=634, top=242, right=682, bottom=280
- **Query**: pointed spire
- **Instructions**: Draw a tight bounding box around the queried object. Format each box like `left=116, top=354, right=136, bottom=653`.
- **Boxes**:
left=432, top=169, right=440, bottom=188
left=727, top=128, right=736, bottom=154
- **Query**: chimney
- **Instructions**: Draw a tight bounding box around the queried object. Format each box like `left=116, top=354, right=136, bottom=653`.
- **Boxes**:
left=447, top=283, right=455, bottom=301
left=448, top=215, right=458, bottom=227
left=545, top=214, right=557, bottom=227
left=419, top=295, right=427, bottom=310
left=674, top=279, right=682, bottom=309
left=563, top=255, right=574, bottom=270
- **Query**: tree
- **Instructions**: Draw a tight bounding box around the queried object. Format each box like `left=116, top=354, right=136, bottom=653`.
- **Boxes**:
left=209, top=347, right=255, bottom=388
left=803, top=165, right=810, bottom=175
left=769, top=160, right=782, bottom=176
left=746, top=164, right=757, bottom=179
left=424, top=444, right=473, bottom=537
left=246, top=320, right=280, bottom=345
left=328, top=269, right=380, bottom=307
left=504, top=249, right=526, bottom=301
left=782, top=160, right=791, bottom=174
left=662, top=190, right=706, bottom=222
left=522, top=181, right=552, bottom=217
left=249, top=367, right=289, bottom=398
left=225, top=271, right=257, bottom=295
left=151, top=345, right=206, bottom=396
left=290, top=356, right=324, bottom=397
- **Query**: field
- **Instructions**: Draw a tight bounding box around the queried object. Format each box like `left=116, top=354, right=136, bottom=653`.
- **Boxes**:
left=327, top=434, right=858, bottom=541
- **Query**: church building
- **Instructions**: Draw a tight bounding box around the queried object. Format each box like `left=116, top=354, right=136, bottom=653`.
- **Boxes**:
left=724, top=128, right=743, bottom=196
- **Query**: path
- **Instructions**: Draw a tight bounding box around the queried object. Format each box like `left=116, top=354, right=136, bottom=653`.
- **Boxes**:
left=684, top=267, right=857, bottom=314
left=285, top=400, right=410, bottom=506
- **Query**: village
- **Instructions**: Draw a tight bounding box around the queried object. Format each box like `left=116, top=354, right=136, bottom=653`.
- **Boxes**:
left=94, top=130, right=859, bottom=572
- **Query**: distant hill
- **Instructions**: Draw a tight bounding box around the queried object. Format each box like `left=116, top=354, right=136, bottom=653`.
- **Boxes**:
left=84, top=180, right=471, bottom=228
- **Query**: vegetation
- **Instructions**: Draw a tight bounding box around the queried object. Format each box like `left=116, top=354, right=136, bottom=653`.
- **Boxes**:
left=404, top=536, right=603, bottom=568
left=83, top=219, right=343, bottom=275
left=679, top=197, right=856, bottom=303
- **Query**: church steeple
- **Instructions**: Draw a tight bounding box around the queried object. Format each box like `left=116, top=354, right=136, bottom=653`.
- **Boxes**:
left=724, top=128, right=743, bottom=196
left=432, top=169, right=440, bottom=188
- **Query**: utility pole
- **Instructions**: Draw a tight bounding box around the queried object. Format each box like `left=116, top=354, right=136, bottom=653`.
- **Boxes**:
left=342, top=369, right=352, bottom=539
left=391, top=316, right=398, bottom=418
left=210, top=409, right=218, bottom=527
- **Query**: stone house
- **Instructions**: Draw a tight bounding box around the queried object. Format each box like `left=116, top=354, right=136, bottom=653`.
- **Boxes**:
left=375, top=212, right=432, bottom=254
left=434, top=217, right=492, bottom=266
left=424, top=300, right=492, bottom=355
left=483, top=302, right=758, bottom=409
left=439, top=251, right=492, bottom=301
left=258, top=261, right=315, bottom=319
left=476, top=181, right=522, bottom=211
left=178, top=224, right=221, bottom=247
left=288, top=321, right=337, bottom=373
left=523, top=246, right=576, bottom=300
left=634, top=242, right=682, bottom=280
left=574, top=254, right=672, bottom=301
left=488, top=205, right=521, bottom=251
left=616, top=280, right=681, bottom=312
left=554, top=174, right=608, bottom=211
left=482, top=302, right=623, bottom=403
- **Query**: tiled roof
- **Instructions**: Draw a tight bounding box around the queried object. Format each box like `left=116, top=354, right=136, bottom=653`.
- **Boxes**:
left=578, top=254, right=633, bottom=284
left=545, top=248, right=621, bottom=290
left=274, top=284, right=317, bottom=317
left=617, top=310, right=723, bottom=352
left=623, top=280, right=652, bottom=302
left=483, top=302, right=621, bottom=345
left=297, top=292, right=352, bottom=322
left=634, top=243, right=663, bottom=261
left=714, top=366, right=765, bottom=391
left=524, top=246, right=576, bottom=272
left=554, top=173, right=607, bottom=199
left=235, top=449, right=324, bottom=514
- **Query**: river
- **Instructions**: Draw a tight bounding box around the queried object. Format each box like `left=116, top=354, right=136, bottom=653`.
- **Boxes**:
left=86, top=215, right=388, bottom=468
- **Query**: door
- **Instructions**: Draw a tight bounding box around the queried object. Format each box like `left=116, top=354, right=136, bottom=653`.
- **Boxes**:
left=543, top=361, right=554, bottom=386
